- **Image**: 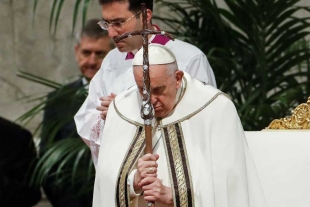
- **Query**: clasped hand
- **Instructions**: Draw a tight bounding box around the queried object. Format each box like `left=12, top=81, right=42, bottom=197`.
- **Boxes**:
left=96, top=93, right=116, bottom=120
left=134, top=153, right=173, bottom=205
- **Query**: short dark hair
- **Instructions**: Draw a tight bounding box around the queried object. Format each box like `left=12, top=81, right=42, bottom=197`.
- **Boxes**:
left=98, top=0, right=153, bottom=12
left=80, top=18, right=109, bottom=40
left=76, top=19, right=114, bottom=48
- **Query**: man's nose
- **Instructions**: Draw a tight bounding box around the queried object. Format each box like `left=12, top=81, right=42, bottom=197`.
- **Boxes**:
left=151, top=95, right=157, bottom=105
left=107, top=27, right=119, bottom=39
left=88, top=53, right=97, bottom=64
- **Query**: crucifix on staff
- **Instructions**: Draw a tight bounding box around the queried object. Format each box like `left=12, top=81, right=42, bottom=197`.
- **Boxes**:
left=115, top=3, right=175, bottom=207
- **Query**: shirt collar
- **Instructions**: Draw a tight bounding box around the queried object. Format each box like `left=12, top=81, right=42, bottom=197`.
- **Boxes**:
left=82, top=77, right=89, bottom=89
left=125, top=25, right=171, bottom=60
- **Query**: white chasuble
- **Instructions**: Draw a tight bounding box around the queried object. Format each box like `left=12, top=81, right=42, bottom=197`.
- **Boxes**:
left=74, top=36, right=217, bottom=167
left=93, top=73, right=266, bottom=207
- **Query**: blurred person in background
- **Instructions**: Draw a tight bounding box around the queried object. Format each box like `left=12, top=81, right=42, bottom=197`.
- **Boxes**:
left=0, top=116, right=41, bottom=207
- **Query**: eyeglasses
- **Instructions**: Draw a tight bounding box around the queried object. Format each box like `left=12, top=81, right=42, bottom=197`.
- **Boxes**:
left=97, top=11, right=141, bottom=31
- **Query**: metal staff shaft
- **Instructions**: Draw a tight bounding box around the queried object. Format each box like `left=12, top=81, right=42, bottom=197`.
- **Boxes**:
left=141, top=5, right=154, bottom=207
left=114, top=3, right=175, bottom=207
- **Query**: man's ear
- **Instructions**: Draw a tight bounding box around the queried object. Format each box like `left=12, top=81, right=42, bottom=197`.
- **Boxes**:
left=146, top=9, right=153, bottom=24
left=175, top=70, right=184, bottom=88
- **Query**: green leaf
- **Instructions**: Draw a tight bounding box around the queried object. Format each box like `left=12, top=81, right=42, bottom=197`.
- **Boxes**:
left=50, top=0, right=59, bottom=33
left=72, top=0, right=83, bottom=35
left=82, top=0, right=91, bottom=28
left=53, top=0, right=66, bottom=35
left=17, top=71, right=61, bottom=89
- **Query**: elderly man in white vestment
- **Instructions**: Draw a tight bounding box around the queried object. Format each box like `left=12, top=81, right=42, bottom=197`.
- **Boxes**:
left=93, top=44, right=266, bottom=207
left=74, top=0, right=217, bottom=166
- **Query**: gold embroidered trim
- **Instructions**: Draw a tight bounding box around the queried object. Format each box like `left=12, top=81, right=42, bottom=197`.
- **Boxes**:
left=161, top=92, right=227, bottom=128
left=115, top=127, right=145, bottom=207
left=161, top=123, right=195, bottom=207
left=177, top=123, right=195, bottom=207
left=113, top=76, right=188, bottom=126
left=113, top=100, right=144, bottom=127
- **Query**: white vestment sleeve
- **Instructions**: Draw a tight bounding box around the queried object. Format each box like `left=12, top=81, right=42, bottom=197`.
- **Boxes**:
left=166, top=39, right=217, bottom=88
left=127, top=169, right=143, bottom=197
left=74, top=68, right=106, bottom=168
left=75, top=49, right=136, bottom=168
left=185, top=53, right=217, bottom=88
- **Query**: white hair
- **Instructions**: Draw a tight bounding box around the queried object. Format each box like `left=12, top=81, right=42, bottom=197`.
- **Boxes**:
left=166, top=61, right=178, bottom=77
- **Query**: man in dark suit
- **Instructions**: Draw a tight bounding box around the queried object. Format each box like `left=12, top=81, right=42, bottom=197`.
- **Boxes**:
left=0, top=116, right=41, bottom=207
left=40, top=18, right=114, bottom=207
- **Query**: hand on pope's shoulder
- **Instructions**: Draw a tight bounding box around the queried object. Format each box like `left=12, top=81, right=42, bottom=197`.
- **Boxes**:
left=96, top=93, right=117, bottom=120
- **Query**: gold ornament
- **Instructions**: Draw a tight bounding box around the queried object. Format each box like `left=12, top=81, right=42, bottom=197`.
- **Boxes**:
left=266, top=97, right=310, bottom=129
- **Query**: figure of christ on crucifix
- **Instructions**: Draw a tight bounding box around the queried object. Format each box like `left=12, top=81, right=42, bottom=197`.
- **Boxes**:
left=115, top=4, right=175, bottom=207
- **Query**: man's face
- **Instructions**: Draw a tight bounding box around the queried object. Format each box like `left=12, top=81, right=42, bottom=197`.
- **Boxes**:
left=75, top=36, right=112, bottom=80
left=101, top=2, right=143, bottom=52
left=134, top=65, right=183, bottom=118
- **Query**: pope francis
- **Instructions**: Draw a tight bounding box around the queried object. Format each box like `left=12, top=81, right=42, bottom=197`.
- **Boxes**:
left=93, top=44, right=266, bottom=207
